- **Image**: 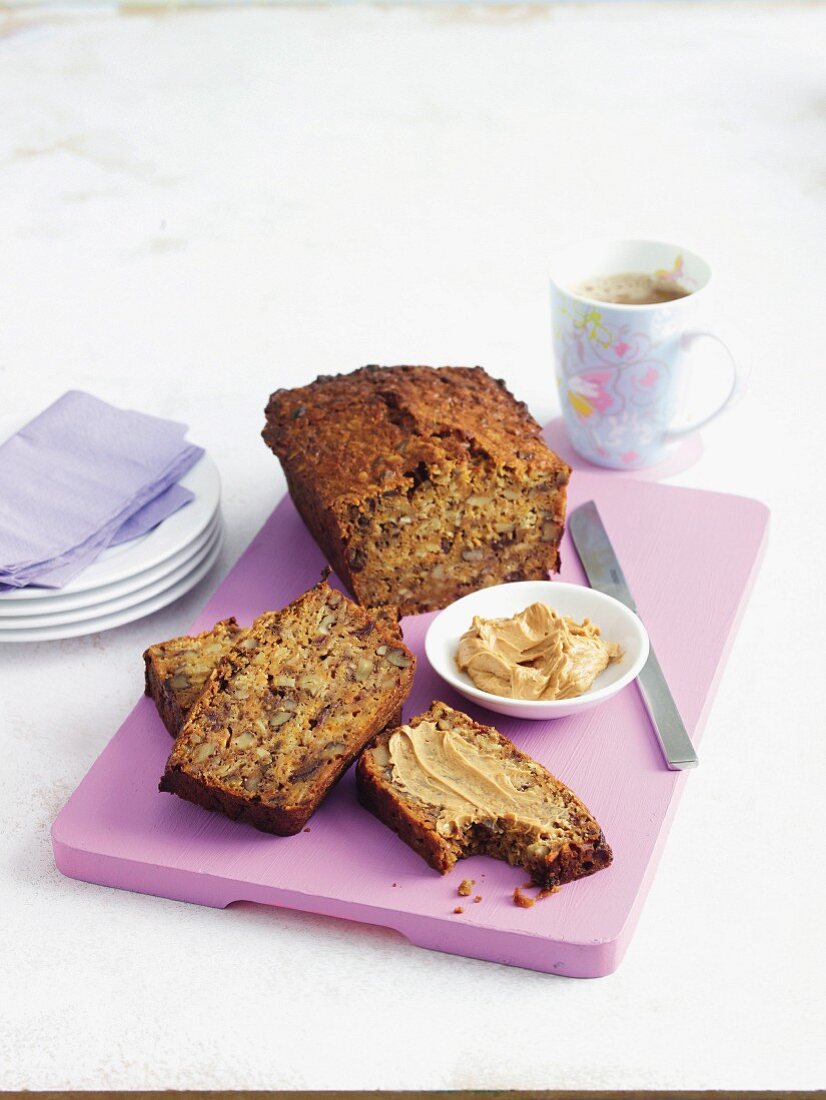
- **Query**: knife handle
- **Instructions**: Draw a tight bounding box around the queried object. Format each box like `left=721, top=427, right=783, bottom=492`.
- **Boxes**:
left=636, top=648, right=699, bottom=770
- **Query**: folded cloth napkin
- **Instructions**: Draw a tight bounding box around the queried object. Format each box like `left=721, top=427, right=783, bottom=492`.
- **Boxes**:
left=0, top=391, right=204, bottom=590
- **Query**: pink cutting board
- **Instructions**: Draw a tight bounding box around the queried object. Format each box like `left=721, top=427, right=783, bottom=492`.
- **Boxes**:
left=52, top=470, right=768, bottom=978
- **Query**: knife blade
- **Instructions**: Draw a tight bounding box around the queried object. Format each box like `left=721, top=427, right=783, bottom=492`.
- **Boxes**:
left=568, top=500, right=699, bottom=771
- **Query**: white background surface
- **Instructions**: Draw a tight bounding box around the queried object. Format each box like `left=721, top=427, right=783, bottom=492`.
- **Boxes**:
left=1, top=2, right=824, bottom=1091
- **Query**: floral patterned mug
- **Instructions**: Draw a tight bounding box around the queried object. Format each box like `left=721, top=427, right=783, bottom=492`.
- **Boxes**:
left=550, top=239, right=743, bottom=469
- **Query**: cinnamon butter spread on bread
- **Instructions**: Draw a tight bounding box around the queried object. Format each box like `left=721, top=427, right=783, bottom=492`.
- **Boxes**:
left=159, top=580, right=414, bottom=835
left=262, top=365, right=570, bottom=616
left=357, top=702, right=612, bottom=888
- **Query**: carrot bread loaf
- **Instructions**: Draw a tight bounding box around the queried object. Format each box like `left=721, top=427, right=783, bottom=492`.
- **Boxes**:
left=160, top=580, right=415, bottom=835
left=262, top=365, right=570, bottom=616
left=145, top=606, right=404, bottom=738
left=144, top=618, right=246, bottom=737
left=356, top=701, right=612, bottom=888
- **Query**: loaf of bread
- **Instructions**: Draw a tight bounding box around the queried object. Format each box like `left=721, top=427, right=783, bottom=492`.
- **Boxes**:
left=356, top=701, right=612, bottom=888
left=262, top=365, right=570, bottom=616
left=143, top=618, right=246, bottom=737
left=144, top=606, right=404, bottom=738
left=160, top=580, right=415, bottom=835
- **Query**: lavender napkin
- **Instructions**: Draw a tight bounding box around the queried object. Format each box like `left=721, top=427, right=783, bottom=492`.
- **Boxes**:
left=109, top=482, right=194, bottom=548
left=0, top=391, right=204, bottom=590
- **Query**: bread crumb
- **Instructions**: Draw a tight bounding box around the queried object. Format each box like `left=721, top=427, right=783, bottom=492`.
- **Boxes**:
left=457, top=878, right=475, bottom=897
left=303, top=828, right=311, bottom=833
left=453, top=906, right=464, bottom=914
left=513, top=886, right=535, bottom=908
left=537, top=884, right=561, bottom=900
left=473, top=895, right=482, bottom=903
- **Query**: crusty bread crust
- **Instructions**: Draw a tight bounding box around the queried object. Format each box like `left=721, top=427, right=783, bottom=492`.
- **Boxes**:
left=159, top=764, right=313, bottom=835
left=144, top=656, right=184, bottom=738
left=262, top=366, right=570, bottom=616
left=357, top=702, right=612, bottom=888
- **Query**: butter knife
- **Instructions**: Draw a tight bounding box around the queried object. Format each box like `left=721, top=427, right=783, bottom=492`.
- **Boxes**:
left=568, top=500, right=699, bottom=771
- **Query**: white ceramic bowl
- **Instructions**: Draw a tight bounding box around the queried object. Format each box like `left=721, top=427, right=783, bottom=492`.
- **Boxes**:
left=424, top=580, right=650, bottom=720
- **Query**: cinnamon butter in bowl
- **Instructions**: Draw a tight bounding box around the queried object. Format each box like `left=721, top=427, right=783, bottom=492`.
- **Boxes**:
left=424, top=580, right=649, bottom=720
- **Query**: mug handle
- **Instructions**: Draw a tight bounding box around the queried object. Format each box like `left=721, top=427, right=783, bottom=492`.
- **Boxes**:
left=664, top=329, right=747, bottom=439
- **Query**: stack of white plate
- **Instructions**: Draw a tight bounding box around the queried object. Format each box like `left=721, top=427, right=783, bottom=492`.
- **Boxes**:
left=0, top=454, right=222, bottom=643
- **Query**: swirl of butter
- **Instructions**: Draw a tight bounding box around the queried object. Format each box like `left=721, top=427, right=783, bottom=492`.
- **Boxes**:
left=387, top=720, right=568, bottom=839
left=456, top=602, right=621, bottom=701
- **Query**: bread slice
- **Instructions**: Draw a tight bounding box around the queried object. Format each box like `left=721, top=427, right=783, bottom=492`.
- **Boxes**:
left=144, top=606, right=404, bottom=738
left=160, top=580, right=415, bottom=835
left=356, top=701, right=612, bottom=888
left=143, top=618, right=246, bottom=737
